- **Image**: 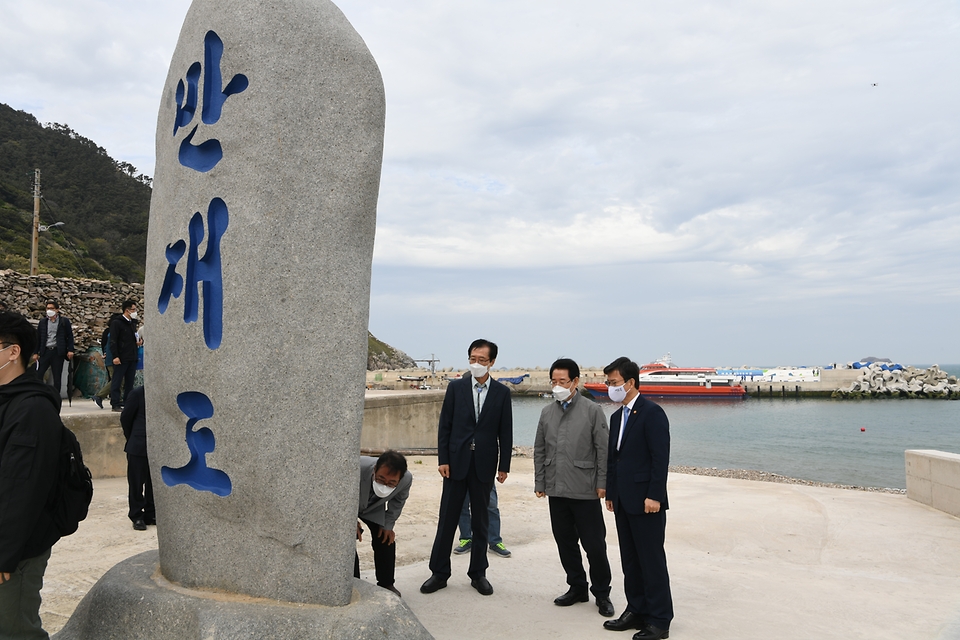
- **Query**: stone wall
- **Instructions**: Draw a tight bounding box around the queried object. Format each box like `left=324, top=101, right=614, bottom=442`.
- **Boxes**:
left=0, top=270, right=145, bottom=352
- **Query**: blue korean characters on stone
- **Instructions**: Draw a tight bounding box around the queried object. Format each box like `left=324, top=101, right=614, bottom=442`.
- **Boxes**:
left=158, top=197, right=228, bottom=351
left=161, top=392, right=231, bottom=497
left=174, top=30, right=249, bottom=173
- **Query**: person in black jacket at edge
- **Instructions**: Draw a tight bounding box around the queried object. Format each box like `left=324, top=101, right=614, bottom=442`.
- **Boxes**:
left=0, top=311, right=64, bottom=639
left=109, top=300, right=139, bottom=412
left=120, top=386, right=154, bottom=531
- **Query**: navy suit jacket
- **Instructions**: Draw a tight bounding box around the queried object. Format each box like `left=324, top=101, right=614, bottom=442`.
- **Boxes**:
left=437, top=374, right=513, bottom=482
left=120, top=386, right=147, bottom=456
left=35, top=315, right=75, bottom=357
left=606, top=394, right=670, bottom=515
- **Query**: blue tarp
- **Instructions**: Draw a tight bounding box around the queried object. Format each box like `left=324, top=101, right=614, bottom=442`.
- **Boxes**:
left=497, top=374, right=530, bottom=385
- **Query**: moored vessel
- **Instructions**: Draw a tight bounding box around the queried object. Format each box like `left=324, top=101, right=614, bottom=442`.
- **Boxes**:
left=584, top=353, right=747, bottom=399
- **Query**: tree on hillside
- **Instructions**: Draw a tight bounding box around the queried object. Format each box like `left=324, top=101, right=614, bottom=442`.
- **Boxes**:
left=0, top=103, right=151, bottom=282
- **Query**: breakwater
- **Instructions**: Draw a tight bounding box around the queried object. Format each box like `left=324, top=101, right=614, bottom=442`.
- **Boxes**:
left=370, top=366, right=960, bottom=400
left=832, top=363, right=960, bottom=399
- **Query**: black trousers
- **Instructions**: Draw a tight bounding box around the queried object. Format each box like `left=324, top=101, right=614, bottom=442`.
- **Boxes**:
left=127, top=454, right=155, bottom=523
left=36, top=349, right=65, bottom=392
left=354, top=518, right=397, bottom=587
left=428, top=455, right=492, bottom=579
left=614, top=504, right=674, bottom=629
left=549, top=496, right=612, bottom=597
left=111, top=362, right=137, bottom=408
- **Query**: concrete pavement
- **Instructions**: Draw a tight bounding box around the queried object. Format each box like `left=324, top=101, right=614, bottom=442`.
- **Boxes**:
left=41, top=458, right=960, bottom=639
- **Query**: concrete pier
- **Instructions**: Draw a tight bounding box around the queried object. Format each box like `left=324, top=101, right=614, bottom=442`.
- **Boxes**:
left=361, top=390, right=443, bottom=452
left=367, top=367, right=866, bottom=398
left=40, top=457, right=960, bottom=639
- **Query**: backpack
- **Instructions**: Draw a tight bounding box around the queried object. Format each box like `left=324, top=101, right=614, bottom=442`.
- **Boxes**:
left=1, top=392, right=94, bottom=537
left=48, top=424, right=94, bottom=536
left=101, top=313, right=124, bottom=361
left=100, top=327, right=111, bottom=359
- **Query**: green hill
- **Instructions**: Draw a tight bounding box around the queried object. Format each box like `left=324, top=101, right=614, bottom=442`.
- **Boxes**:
left=0, top=103, right=150, bottom=282
left=368, top=331, right=416, bottom=370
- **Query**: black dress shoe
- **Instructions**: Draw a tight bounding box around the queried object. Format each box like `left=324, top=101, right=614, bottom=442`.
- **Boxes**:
left=470, top=576, right=494, bottom=596
left=603, top=610, right=645, bottom=631
left=420, top=574, right=448, bottom=593
left=633, top=624, right=668, bottom=639
left=597, top=596, right=615, bottom=617
left=132, top=519, right=147, bottom=531
left=554, top=587, right=589, bottom=606
left=379, top=583, right=401, bottom=597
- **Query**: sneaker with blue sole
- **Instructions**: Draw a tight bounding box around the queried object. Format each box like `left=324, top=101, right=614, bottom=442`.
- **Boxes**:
left=453, top=539, right=472, bottom=555
left=489, top=542, right=511, bottom=558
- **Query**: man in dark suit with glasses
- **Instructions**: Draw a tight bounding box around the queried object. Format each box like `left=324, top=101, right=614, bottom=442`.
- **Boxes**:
left=602, top=356, right=674, bottom=640
left=421, top=338, right=513, bottom=597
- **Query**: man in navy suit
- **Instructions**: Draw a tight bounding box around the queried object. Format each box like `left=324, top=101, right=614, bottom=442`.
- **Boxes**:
left=601, top=357, right=673, bottom=639
left=120, top=385, right=154, bottom=531
left=421, top=338, right=513, bottom=597
left=34, top=300, right=74, bottom=394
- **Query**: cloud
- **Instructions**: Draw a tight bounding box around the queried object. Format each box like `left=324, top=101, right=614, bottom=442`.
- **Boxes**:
left=0, top=0, right=191, bottom=174
left=3, top=0, right=959, bottom=365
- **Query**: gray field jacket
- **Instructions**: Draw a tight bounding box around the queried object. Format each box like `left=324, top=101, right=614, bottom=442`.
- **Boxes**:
left=534, top=390, right=609, bottom=500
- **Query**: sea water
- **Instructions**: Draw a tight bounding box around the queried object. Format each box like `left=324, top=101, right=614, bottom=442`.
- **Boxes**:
left=511, top=373, right=960, bottom=489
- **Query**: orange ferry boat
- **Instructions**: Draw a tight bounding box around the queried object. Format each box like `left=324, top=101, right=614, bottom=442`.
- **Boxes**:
left=584, top=354, right=747, bottom=400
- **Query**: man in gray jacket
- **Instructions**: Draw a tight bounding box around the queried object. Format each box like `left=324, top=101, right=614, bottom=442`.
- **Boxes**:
left=356, top=451, right=413, bottom=597
left=535, top=358, right=613, bottom=617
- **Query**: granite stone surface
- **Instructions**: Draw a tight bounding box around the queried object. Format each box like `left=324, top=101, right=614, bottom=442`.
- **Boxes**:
left=53, top=551, right=433, bottom=640
left=142, top=0, right=384, bottom=606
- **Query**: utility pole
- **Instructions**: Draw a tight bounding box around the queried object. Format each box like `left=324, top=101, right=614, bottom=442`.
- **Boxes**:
left=29, top=169, right=40, bottom=276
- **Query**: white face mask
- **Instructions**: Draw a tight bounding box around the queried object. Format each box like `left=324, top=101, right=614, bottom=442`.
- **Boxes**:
left=0, top=344, right=15, bottom=373
left=129, top=311, right=138, bottom=320
left=372, top=480, right=396, bottom=498
left=46, top=309, right=56, bottom=318
left=607, top=383, right=627, bottom=404
left=552, top=385, right=573, bottom=402
left=468, top=363, right=489, bottom=379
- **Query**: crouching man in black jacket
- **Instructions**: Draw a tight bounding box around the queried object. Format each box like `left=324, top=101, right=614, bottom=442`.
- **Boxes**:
left=0, top=311, right=64, bottom=639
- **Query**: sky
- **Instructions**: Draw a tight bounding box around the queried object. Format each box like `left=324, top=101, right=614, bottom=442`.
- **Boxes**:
left=2, top=0, right=959, bottom=369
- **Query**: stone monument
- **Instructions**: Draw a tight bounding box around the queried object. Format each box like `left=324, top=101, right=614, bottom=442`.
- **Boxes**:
left=56, top=0, right=432, bottom=637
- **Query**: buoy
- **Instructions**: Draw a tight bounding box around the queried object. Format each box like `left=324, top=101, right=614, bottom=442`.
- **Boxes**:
left=861, top=427, right=866, bottom=432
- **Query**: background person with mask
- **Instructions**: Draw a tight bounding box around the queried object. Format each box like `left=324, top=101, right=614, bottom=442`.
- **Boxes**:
left=0, top=311, right=65, bottom=638
left=356, top=450, right=413, bottom=597
left=535, top=357, right=613, bottom=617
left=34, top=300, right=74, bottom=395
left=108, top=300, right=139, bottom=412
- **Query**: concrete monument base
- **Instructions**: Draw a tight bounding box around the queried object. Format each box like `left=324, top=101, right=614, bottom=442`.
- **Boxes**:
left=54, top=551, right=433, bottom=640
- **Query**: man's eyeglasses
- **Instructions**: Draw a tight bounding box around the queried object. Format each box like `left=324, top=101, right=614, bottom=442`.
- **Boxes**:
left=374, top=473, right=400, bottom=488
